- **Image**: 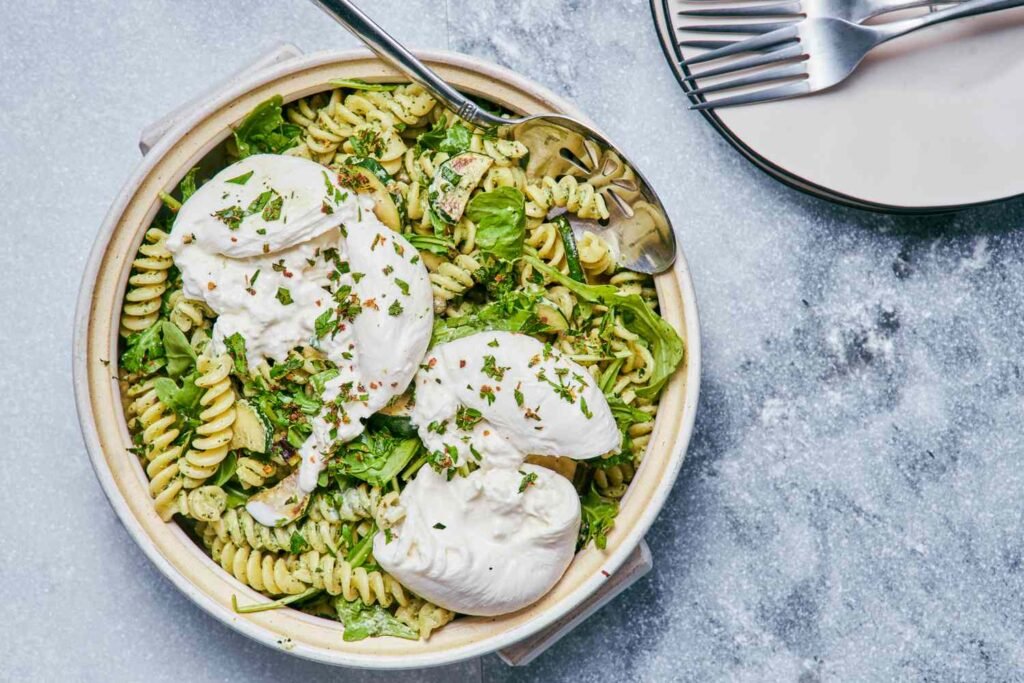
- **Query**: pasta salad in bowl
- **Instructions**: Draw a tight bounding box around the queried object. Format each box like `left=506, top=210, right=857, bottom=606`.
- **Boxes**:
left=75, top=51, right=700, bottom=668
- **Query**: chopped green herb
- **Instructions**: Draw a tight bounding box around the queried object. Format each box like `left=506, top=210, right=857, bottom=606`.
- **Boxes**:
left=276, top=287, right=293, bottom=305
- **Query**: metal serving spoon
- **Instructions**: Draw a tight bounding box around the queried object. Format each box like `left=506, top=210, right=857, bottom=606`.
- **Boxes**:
left=310, top=0, right=677, bottom=274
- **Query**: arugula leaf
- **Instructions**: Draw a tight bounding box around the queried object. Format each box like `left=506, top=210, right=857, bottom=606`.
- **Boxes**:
left=222, top=332, right=249, bottom=375
left=329, top=430, right=420, bottom=488
left=416, top=115, right=472, bottom=155
left=161, top=322, right=196, bottom=379
left=328, top=78, right=399, bottom=92
left=121, top=324, right=165, bottom=375
left=431, top=288, right=547, bottom=346
left=180, top=167, right=200, bottom=202
left=233, top=95, right=302, bottom=158
left=334, top=598, right=418, bottom=642
left=578, top=486, right=618, bottom=550
left=345, top=523, right=377, bottom=568
left=525, top=256, right=684, bottom=399
left=153, top=373, right=203, bottom=418
left=466, top=187, right=526, bottom=261
left=224, top=485, right=250, bottom=509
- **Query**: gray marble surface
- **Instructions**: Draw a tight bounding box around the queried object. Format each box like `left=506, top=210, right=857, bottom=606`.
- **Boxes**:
left=6, top=0, right=1024, bottom=681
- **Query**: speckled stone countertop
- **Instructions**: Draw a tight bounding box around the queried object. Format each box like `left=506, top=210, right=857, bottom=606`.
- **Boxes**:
left=6, top=1, right=1024, bottom=681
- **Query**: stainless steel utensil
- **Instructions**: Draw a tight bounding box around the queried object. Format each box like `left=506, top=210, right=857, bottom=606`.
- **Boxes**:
left=678, top=0, right=962, bottom=40
left=309, top=0, right=677, bottom=274
left=681, top=0, right=1024, bottom=110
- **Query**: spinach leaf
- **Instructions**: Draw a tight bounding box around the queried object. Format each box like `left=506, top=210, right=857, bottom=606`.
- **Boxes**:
left=224, top=485, right=250, bottom=509
left=578, top=485, right=618, bottom=550
left=211, top=452, right=238, bottom=487
left=121, top=324, right=165, bottom=375
left=233, top=95, right=302, bottom=158
left=329, top=431, right=419, bottom=488
left=417, top=115, right=472, bottom=155
left=161, top=321, right=196, bottom=378
left=465, top=187, right=526, bottom=261
left=365, top=413, right=419, bottom=439
left=525, top=256, right=684, bottom=399
left=334, top=598, right=418, bottom=642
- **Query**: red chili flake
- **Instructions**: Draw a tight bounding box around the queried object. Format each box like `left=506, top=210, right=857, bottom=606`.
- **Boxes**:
left=369, top=382, right=378, bottom=389
left=262, top=243, right=270, bottom=254
left=230, top=236, right=238, bottom=243
left=284, top=270, right=293, bottom=278
left=459, top=360, right=466, bottom=368
left=601, top=570, right=610, bottom=578
left=315, top=299, right=322, bottom=306
left=363, top=298, right=379, bottom=310
left=207, top=281, right=217, bottom=290
left=428, top=357, right=437, bottom=368
left=483, top=430, right=491, bottom=436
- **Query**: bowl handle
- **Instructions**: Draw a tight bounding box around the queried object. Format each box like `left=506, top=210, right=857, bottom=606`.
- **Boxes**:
left=497, top=540, right=653, bottom=667
left=137, top=46, right=654, bottom=664
left=138, top=41, right=305, bottom=155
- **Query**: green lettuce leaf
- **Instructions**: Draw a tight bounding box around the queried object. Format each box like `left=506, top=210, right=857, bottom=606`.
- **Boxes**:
left=233, top=95, right=302, bottom=158
left=466, top=187, right=526, bottom=261
left=334, top=598, right=418, bottom=642
left=524, top=256, right=684, bottom=399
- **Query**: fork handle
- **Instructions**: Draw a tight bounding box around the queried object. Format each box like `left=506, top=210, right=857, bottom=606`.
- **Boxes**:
left=308, top=0, right=509, bottom=128
left=874, top=0, right=1024, bottom=41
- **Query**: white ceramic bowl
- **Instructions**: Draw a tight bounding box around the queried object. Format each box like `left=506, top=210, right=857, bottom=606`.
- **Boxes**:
left=72, top=49, right=702, bottom=669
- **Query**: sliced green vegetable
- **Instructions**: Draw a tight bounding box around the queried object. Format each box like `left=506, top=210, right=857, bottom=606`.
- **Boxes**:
left=404, top=233, right=453, bottom=255
left=428, top=152, right=493, bottom=225
left=535, top=303, right=569, bottom=332
left=230, top=400, right=272, bottom=453
left=553, top=215, right=585, bottom=283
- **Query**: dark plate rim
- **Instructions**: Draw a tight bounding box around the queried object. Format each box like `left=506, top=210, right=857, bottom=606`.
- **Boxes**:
left=648, top=0, right=1022, bottom=216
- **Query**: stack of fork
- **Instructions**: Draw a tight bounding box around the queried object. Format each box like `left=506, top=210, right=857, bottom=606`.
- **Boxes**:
left=677, top=0, right=1024, bottom=109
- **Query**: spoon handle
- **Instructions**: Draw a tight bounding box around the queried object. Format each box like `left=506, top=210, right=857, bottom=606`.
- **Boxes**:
left=310, top=0, right=508, bottom=128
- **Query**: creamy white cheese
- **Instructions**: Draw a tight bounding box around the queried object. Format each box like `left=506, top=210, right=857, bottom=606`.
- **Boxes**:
left=165, top=154, right=432, bottom=526
left=372, top=463, right=580, bottom=616
left=409, top=331, right=621, bottom=469
left=374, top=331, right=620, bottom=615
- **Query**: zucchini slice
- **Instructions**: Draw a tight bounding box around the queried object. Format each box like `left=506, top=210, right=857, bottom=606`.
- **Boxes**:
left=536, top=303, right=569, bottom=331
left=230, top=399, right=272, bottom=454
left=338, top=164, right=402, bottom=231
left=428, top=152, right=493, bottom=224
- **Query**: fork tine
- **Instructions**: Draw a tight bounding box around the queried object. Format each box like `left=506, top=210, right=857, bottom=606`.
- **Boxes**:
left=687, top=63, right=807, bottom=97
left=681, top=21, right=795, bottom=34
left=679, top=39, right=796, bottom=53
left=683, top=44, right=803, bottom=81
left=680, top=25, right=799, bottom=67
left=690, top=80, right=811, bottom=110
left=678, top=2, right=803, bottom=18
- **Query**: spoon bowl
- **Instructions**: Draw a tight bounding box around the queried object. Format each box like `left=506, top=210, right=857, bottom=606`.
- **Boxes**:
left=311, top=0, right=677, bottom=274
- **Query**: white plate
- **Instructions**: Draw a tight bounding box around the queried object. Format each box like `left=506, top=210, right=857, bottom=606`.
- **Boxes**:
left=652, top=1, right=1024, bottom=212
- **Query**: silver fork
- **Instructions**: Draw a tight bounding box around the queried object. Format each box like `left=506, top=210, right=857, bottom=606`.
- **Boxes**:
left=682, top=0, right=1024, bottom=110
left=678, top=0, right=961, bottom=41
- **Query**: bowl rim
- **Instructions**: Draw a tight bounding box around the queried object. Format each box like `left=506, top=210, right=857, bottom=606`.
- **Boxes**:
left=72, top=48, right=702, bottom=669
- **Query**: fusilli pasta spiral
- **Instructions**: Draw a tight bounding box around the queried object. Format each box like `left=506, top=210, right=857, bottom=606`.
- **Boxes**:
left=180, top=353, right=236, bottom=488
left=120, top=228, right=173, bottom=336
